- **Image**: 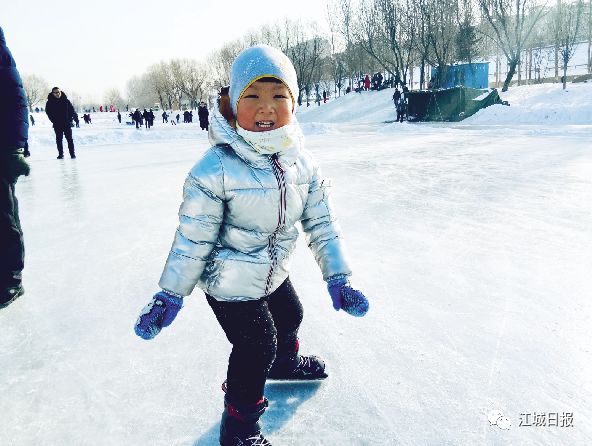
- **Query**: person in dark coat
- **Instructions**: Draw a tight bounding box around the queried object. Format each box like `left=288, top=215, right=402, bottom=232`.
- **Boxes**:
left=143, top=109, right=150, bottom=128
left=29, top=115, right=35, bottom=126
left=0, top=26, right=31, bottom=308
left=45, top=87, right=77, bottom=158
left=392, top=87, right=401, bottom=105
left=197, top=102, right=209, bottom=131
left=132, top=109, right=142, bottom=128
left=396, top=98, right=406, bottom=123
left=117, top=111, right=122, bottom=123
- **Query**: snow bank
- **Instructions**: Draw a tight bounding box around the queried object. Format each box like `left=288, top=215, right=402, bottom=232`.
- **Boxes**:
left=465, top=82, right=592, bottom=125
left=296, top=81, right=592, bottom=128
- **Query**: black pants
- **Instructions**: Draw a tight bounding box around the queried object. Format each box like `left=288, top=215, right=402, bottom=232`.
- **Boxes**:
left=54, top=126, right=75, bottom=156
left=0, top=177, right=24, bottom=292
left=207, top=278, right=303, bottom=405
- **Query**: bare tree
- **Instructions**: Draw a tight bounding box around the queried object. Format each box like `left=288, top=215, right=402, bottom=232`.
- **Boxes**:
left=126, top=74, right=159, bottom=109
left=146, top=63, right=173, bottom=109
left=478, top=0, right=547, bottom=91
left=425, top=0, right=460, bottom=88
left=352, top=0, right=417, bottom=86
left=178, top=59, right=207, bottom=108
left=22, top=74, right=48, bottom=111
left=556, top=0, right=585, bottom=89
left=207, top=40, right=246, bottom=89
left=283, top=20, right=326, bottom=105
left=104, top=87, right=125, bottom=109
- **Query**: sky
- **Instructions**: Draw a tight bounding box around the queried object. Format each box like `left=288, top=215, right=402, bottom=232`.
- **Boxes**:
left=2, top=0, right=329, bottom=102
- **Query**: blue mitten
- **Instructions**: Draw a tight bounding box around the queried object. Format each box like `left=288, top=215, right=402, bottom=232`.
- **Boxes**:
left=134, top=291, right=183, bottom=340
left=327, top=276, right=369, bottom=317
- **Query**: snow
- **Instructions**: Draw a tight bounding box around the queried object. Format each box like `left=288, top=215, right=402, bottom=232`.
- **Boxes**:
left=2, top=82, right=592, bottom=446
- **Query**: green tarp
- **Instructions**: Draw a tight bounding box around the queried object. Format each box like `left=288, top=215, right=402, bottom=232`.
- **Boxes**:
left=407, top=87, right=503, bottom=122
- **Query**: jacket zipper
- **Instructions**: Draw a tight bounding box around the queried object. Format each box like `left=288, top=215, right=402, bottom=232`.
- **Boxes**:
left=264, top=153, right=287, bottom=295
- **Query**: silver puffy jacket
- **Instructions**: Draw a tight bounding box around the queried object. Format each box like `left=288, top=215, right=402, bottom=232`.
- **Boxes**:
left=158, top=112, right=351, bottom=301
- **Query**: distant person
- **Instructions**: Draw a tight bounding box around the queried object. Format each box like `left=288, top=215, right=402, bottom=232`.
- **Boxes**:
left=132, top=109, right=142, bottom=129
left=396, top=98, right=406, bottom=123
left=73, top=112, right=80, bottom=128
left=364, top=74, right=370, bottom=91
left=322, top=90, right=327, bottom=103
left=0, top=26, right=31, bottom=308
left=143, top=109, right=150, bottom=128
left=45, top=86, right=76, bottom=159
left=117, top=111, right=122, bottom=123
left=29, top=114, right=35, bottom=126
left=148, top=109, right=155, bottom=127
left=392, top=87, right=401, bottom=105
left=162, top=111, right=168, bottom=123
left=197, top=102, right=209, bottom=131
left=176, top=113, right=180, bottom=124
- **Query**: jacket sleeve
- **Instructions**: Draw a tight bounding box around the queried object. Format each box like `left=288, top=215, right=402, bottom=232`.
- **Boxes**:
left=158, top=149, right=225, bottom=296
left=45, top=100, right=53, bottom=123
left=0, top=27, right=28, bottom=151
left=300, top=163, right=352, bottom=281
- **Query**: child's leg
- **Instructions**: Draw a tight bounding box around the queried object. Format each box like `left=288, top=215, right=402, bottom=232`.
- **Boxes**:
left=206, top=295, right=277, bottom=405
left=266, top=277, right=303, bottom=356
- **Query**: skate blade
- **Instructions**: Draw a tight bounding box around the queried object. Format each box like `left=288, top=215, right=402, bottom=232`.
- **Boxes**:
left=221, top=375, right=327, bottom=393
left=266, top=374, right=328, bottom=383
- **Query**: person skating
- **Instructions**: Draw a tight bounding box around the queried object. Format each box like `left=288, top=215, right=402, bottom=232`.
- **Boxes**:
left=134, top=44, right=370, bottom=446
left=45, top=87, right=77, bottom=159
left=0, top=26, right=30, bottom=308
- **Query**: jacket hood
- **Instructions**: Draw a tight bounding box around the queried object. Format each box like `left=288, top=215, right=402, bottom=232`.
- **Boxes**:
left=0, top=26, right=16, bottom=69
left=208, top=110, right=302, bottom=170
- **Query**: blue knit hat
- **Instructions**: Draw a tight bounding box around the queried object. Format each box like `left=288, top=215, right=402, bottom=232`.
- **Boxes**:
left=229, top=44, right=298, bottom=116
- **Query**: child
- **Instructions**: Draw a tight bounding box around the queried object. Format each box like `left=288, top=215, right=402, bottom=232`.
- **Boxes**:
left=135, top=45, right=369, bottom=446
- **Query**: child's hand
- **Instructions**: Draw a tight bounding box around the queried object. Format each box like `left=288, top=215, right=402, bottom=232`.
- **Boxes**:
left=327, top=276, right=369, bottom=317
left=134, top=291, right=183, bottom=340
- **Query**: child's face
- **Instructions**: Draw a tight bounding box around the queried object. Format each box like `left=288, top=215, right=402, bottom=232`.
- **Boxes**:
left=236, top=80, right=292, bottom=132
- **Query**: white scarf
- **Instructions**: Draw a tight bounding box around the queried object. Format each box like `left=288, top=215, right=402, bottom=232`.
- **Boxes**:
left=236, top=121, right=302, bottom=155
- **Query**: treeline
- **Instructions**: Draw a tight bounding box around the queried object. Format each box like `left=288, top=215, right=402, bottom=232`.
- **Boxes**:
left=23, top=0, right=592, bottom=111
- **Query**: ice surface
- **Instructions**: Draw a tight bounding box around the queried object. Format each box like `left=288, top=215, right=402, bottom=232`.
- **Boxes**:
left=1, top=84, right=591, bottom=445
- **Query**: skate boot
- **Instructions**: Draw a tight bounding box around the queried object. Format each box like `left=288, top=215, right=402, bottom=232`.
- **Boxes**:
left=220, top=395, right=272, bottom=446
left=268, top=341, right=327, bottom=381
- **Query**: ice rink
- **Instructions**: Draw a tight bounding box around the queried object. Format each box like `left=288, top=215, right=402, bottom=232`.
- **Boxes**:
left=2, top=86, right=592, bottom=445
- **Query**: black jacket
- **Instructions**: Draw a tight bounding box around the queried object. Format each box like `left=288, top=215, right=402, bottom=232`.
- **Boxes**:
left=45, top=91, right=76, bottom=129
left=0, top=27, right=28, bottom=152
